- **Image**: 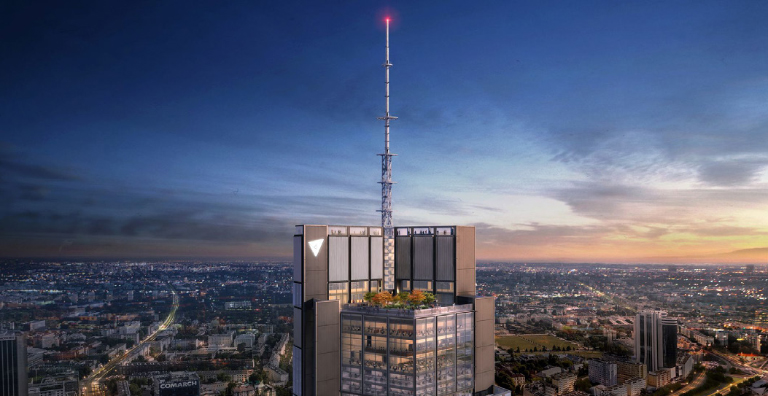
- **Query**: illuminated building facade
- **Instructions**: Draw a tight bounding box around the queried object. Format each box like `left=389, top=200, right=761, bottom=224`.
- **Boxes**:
left=292, top=225, right=506, bottom=396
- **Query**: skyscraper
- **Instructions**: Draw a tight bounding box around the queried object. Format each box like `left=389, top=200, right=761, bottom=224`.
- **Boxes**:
left=634, top=311, right=677, bottom=372
left=293, top=225, right=506, bottom=395
left=661, top=317, right=677, bottom=369
left=0, top=333, right=28, bottom=396
left=291, top=18, right=508, bottom=396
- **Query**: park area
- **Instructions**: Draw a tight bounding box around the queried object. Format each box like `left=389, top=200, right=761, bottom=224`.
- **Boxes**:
left=496, top=334, right=581, bottom=353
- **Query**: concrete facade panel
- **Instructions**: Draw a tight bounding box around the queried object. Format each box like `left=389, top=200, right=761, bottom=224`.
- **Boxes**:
left=475, top=296, right=495, bottom=324
left=304, top=269, right=328, bottom=301
left=456, top=269, right=475, bottom=297
left=304, top=226, right=328, bottom=273
left=475, top=369, right=495, bottom=394
left=455, top=227, right=475, bottom=296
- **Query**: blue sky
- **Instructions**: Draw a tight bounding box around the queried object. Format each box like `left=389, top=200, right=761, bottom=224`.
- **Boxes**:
left=2, top=1, right=768, bottom=261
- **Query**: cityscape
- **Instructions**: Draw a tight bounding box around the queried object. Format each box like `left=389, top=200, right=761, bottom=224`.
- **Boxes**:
left=2, top=2, right=768, bottom=396
left=2, top=261, right=768, bottom=396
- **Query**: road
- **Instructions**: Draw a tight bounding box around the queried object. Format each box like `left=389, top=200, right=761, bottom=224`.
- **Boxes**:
left=672, top=371, right=705, bottom=396
left=83, top=287, right=179, bottom=396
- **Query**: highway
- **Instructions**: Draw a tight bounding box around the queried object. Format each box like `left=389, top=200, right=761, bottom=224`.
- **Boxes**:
left=83, top=287, right=179, bottom=396
left=672, top=371, right=705, bottom=396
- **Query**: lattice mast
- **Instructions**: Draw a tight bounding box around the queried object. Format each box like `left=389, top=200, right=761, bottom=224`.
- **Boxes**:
left=377, top=18, right=397, bottom=291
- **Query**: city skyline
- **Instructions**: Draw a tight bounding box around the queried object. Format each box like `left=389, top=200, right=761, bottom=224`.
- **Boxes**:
left=2, top=2, right=768, bottom=263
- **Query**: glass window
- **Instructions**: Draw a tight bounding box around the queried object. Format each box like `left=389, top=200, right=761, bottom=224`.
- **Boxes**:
left=293, top=283, right=302, bottom=307
left=436, top=282, right=454, bottom=293
left=437, top=315, right=456, bottom=395
left=370, top=280, right=381, bottom=293
left=413, top=281, right=432, bottom=291
left=370, top=227, right=382, bottom=236
left=437, top=293, right=454, bottom=306
left=415, top=317, right=436, bottom=395
left=456, top=313, right=474, bottom=392
left=342, top=316, right=362, bottom=368
left=351, top=281, right=369, bottom=303
left=329, top=282, right=348, bottom=303
left=363, top=316, right=388, bottom=396
left=329, top=226, right=347, bottom=235
left=400, top=280, right=411, bottom=292
left=365, top=316, right=387, bottom=336
left=349, top=227, right=367, bottom=236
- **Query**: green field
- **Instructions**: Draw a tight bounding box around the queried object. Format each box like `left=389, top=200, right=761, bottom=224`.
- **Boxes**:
left=496, top=335, right=540, bottom=351
left=496, top=334, right=581, bottom=352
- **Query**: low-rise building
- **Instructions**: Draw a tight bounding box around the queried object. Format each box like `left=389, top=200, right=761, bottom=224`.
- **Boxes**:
left=624, top=377, right=646, bottom=396
left=510, top=373, right=526, bottom=387
left=647, top=370, right=671, bottom=388
left=551, top=372, right=577, bottom=395
left=153, top=372, right=200, bottom=396
left=540, top=366, right=563, bottom=378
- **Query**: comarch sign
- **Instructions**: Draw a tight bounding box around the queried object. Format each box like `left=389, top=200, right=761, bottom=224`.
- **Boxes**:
left=160, top=381, right=199, bottom=389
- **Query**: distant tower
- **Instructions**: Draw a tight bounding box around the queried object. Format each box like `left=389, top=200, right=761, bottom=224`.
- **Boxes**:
left=635, top=310, right=677, bottom=371
left=0, top=333, right=28, bottom=396
left=377, top=18, right=397, bottom=291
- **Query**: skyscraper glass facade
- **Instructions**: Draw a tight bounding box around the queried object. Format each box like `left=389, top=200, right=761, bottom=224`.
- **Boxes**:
left=340, top=305, right=474, bottom=396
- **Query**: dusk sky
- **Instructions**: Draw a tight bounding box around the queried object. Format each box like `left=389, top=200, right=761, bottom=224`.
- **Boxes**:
left=2, top=1, right=768, bottom=263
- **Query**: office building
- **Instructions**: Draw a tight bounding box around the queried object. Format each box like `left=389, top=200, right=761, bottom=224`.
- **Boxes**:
left=616, top=361, right=647, bottom=383
left=588, top=359, right=618, bottom=387
left=290, top=16, right=509, bottom=396
left=0, top=332, right=28, bottom=396
left=635, top=311, right=677, bottom=371
left=661, top=318, right=677, bottom=369
left=153, top=372, right=200, bottom=396
left=293, top=225, right=505, bottom=395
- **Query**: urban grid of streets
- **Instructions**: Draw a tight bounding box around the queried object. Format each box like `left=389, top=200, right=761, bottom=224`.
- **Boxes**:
left=83, top=287, right=178, bottom=396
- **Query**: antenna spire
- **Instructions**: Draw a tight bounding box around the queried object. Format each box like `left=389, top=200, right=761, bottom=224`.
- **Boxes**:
left=377, top=18, right=397, bottom=291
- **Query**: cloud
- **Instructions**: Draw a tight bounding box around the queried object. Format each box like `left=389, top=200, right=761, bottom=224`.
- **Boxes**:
left=697, top=158, right=768, bottom=186
left=0, top=146, right=80, bottom=182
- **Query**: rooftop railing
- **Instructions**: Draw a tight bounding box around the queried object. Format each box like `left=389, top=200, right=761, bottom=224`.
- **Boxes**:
left=341, top=303, right=473, bottom=318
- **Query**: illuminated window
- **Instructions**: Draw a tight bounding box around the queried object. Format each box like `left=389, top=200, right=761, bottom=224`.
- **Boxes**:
left=350, top=281, right=369, bottom=303
left=370, top=280, right=381, bottom=293
left=329, top=282, right=349, bottom=303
